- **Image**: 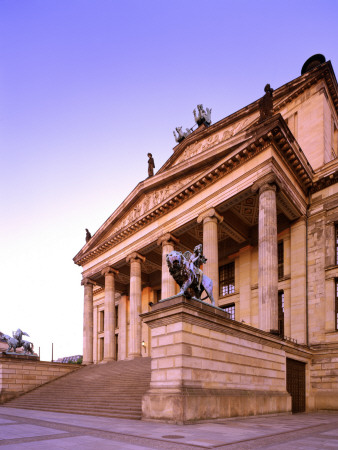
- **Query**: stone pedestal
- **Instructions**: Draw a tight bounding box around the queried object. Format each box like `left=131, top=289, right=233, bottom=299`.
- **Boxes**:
left=197, top=208, right=223, bottom=304
left=102, top=267, right=119, bottom=362
left=81, top=278, right=96, bottom=365
left=157, top=233, right=179, bottom=299
left=141, top=296, right=293, bottom=423
left=126, top=252, right=145, bottom=358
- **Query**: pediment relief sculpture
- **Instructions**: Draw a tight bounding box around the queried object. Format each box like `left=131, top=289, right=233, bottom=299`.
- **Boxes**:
left=96, top=173, right=198, bottom=245
left=172, top=117, right=252, bottom=167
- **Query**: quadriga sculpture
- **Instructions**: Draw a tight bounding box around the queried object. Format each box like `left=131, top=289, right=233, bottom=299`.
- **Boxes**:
left=166, top=246, right=215, bottom=305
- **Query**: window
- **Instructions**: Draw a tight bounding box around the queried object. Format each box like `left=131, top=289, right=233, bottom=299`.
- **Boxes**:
left=278, top=241, right=284, bottom=279
left=278, top=291, right=285, bottom=336
left=219, top=262, right=235, bottom=297
left=222, top=303, right=235, bottom=320
left=335, top=225, right=338, bottom=265
left=336, top=280, right=338, bottom=331
left=115, top=305, right=119, bottom=328
left=99, top=310, right=104, bottom=332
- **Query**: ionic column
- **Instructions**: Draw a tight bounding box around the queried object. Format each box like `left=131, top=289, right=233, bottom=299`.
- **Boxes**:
left=157, top=233, right=180, bottom=300
left=118, top=293, right=128, bottom=360
left=81, top=278, right=96, bottom=365
left=197, top=208, right=223, bottom=304
left=101, top=267, right=119, bottom=362
left=257, top=183, right=278, bottom=333
left=126, top=252, right=145, bottom=358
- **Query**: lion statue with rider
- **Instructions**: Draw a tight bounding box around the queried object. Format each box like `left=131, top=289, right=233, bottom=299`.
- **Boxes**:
left=166, top=244, right=215, bottom=306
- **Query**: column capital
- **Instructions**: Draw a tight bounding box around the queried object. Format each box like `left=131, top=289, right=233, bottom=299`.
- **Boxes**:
left=251, top=173, right=278, bottom=193
left=126, top=252, right=146, bottom=264
left=197, top=207, right=223, bottom=225
left=81, top=278, right=96, bottom=287
left=101, top=266, right=119, bottom=277
left=259, top=183, right=277, bottom=195
left=157, top=233, right=180, bottom=247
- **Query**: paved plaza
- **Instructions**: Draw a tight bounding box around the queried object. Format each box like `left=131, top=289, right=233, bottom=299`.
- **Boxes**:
left=0, top=407, right=338, bottom=449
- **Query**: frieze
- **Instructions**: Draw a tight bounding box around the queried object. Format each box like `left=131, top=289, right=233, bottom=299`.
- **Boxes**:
left=109, top=174, right=197, bottom=236
left=173, top=118, right=251, bottom=166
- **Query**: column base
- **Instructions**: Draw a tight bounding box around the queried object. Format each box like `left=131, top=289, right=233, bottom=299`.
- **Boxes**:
left=128, top=353, right=142, bottom=359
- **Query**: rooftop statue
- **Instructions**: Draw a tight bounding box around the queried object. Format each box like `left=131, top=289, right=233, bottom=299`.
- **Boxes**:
left=147, top=153, right=155, bottom=177
left=193, top=104, right=212, bottom=126
left=85, top=228, right=92, bottom=243
left=173, top=126, right=192, bottom=144
left=166, top=244, right=215, bottom=305
left=0, top=328, right=34, bottom=355
left=259, top=84, right=274, bottom=121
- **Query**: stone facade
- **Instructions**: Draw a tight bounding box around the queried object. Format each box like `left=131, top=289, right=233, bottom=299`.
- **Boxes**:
left=74, top=56, right=338, bottom=420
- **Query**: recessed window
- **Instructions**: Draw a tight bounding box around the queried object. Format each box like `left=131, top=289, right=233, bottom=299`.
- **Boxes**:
left=335, top=225, right=338, bottom=265
left=115, top=305, right=119, bottom=328
left=219, top=262, right=235, bottom=297
left=335, top=280, right=338, bottom=331
left=99, top=310, right=104, bottom=332
left=278, top=291, right=285, bottom=336
left=278, top=241, right=284, bottom=279
left=222, top=303, right=235, bottom=320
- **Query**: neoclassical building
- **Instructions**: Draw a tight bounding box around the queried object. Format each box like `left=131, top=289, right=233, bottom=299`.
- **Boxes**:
left=74, top=55, right=338, bottom=420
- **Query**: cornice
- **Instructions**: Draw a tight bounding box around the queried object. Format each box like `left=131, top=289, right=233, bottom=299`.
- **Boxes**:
left=310, top=167, right=338, bottom=193
left=74, top=115, right=313, bottom=267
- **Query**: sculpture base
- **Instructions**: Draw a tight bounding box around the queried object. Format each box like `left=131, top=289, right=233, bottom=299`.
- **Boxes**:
left=140, top=296, right=314, bottom=423
left=0, top=351, right=39, bottom=361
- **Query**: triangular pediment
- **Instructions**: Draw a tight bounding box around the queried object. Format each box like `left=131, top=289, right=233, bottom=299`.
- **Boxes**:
left=78, top=167, right=207, bottom=257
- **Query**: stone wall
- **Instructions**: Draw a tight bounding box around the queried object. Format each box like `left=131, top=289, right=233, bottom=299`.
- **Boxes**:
left=0, top=356, right=80, bottom=403
left=141, top=296, right=312, bottom=423
left=311, top=345, right=338, bottom=410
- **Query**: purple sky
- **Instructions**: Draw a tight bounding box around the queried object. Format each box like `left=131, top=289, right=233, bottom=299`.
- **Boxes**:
left=1, top=0, right=338, bottom=360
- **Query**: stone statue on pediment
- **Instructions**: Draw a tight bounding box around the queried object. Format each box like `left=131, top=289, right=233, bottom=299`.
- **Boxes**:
left=147, top=153, right=155, bottom=177
left=193, top=104, right=212, bottom=126
left=259, top=84, right=274, bottom=121
left=85, top=228, right=92, bottom=243
left=173, top=126, right=192, bottom=143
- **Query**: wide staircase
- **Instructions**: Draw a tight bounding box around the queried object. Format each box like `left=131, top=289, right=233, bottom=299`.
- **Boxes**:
left=6, top=357, right=151, bottom=420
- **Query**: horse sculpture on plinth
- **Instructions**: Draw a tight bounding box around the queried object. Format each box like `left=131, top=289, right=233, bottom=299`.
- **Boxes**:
left=0, top=329, right=34, bottom=355
left=166, top=245, right=215, bottom=306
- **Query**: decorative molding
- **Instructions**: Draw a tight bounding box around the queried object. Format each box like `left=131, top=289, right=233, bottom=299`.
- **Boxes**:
left=157, top=233, right=180, bottom=247
left=101, top=267, right=119, bottom=277
left=126, top=252, right=146, bottom=264
left=81, top=278, right=96, bottom=287
left=197, top=207, right=223, bottom=224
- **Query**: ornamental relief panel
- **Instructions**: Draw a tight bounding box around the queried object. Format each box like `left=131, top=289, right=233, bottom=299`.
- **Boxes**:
left=108, top=173, right=198, bottom=237
left=172, top=117, right=252, bottom=166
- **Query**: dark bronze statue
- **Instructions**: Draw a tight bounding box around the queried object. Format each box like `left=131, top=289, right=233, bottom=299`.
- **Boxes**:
left=0, top=329, right=34, bottom=354
left=147, top=153, right=155, bottom=177
left=259, top=84, right=274, bottom=121
left=166, top=245, right=215, bottom=305
left=85, top=228, right=92, bottom=243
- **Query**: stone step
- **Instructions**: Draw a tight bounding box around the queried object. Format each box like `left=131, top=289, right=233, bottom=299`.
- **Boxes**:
left=6, top=357, right=151, bottom=420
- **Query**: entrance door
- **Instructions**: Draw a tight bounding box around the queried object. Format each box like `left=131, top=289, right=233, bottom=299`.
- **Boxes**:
left=286, top=358, right=306, bottom=413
